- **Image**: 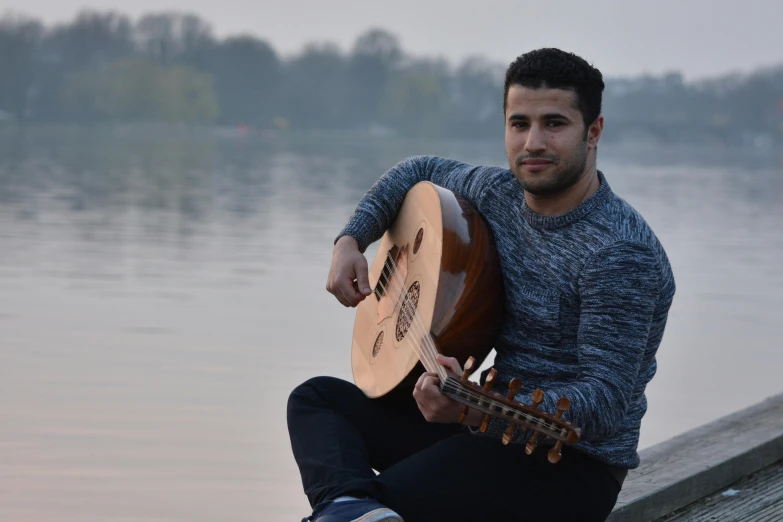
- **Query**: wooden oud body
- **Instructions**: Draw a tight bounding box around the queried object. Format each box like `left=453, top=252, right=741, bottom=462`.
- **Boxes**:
left=351, top=182, right=504, bottom=399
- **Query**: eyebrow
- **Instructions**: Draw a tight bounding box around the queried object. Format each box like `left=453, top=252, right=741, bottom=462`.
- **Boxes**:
left=507, top=112, right=572, bottom=122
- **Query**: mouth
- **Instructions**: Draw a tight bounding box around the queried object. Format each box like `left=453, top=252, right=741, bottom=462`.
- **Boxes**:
left=521, top=159, right=554, bottom=172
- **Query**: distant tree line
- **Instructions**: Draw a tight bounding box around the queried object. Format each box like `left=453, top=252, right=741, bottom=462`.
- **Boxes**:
left=1, top=10, right=782, bottom=143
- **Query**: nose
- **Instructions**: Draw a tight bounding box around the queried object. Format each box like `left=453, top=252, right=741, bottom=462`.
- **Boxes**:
left=524, top=123, right=547, bottom=153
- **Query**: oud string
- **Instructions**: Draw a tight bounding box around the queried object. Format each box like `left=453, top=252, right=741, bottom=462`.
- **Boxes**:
left=439, top=379, right=565, bottom=435
left=371, top=252, right=437, bottom=371
left=371, top=271, right=432, bottom=372
left=377, top=251, right=445, bottom=380
left=385, top=253, right=447, bottom=381
left=372, top=254, right=443, bottom=378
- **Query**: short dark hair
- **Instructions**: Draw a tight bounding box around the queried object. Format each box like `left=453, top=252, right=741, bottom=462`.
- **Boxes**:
left=503, top=48, right=605, bottom=129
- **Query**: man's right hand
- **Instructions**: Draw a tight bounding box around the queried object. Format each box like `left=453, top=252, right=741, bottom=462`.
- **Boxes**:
left=326, top=236, right=373, bottom=307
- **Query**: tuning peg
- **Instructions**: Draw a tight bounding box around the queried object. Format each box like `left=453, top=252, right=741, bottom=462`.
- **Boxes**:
left=547, top=397, right=571, bottom=464
left=478, top=368, right=496, bottom=432
left=483, top=368, right=496, bottom=391
left=457, top=357, right=477, bottom=423
left=524, top=388, right=546, bottom=454
left=460, top=356, right=475, bottom=381
left=501, top=378, right=523, bottom=445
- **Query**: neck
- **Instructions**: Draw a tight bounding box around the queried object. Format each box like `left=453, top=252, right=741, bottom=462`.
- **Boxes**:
left=524, top=165, right=600, bottom=216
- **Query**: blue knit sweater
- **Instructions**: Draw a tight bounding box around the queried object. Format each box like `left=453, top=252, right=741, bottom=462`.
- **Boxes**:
left=337, top=156, right=676, bottom=469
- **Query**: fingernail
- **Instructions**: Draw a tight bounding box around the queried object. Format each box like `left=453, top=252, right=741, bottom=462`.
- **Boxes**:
left=364, top=287, right=371, bottom=294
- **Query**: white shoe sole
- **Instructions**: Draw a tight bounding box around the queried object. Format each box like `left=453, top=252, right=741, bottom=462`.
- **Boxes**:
left=351, top=508, right=404, bottom=522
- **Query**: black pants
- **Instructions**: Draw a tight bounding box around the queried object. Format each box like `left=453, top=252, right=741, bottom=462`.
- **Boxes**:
left=287, top=376, right=621, bottom=522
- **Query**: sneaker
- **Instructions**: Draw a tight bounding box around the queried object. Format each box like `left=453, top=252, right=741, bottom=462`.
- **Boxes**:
left=302, top=498, right=404, bottom=522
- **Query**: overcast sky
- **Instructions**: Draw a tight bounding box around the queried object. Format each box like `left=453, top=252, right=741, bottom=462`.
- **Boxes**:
left=4, top=0, right=782, bottom=80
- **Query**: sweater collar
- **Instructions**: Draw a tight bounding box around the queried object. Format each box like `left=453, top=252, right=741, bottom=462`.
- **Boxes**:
left=519, top=170, right=612, bottom=230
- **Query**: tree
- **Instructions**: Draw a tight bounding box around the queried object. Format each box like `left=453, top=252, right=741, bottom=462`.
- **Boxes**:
left=177, top=14, right=215, bottom=69
left=62, top=58, right=219, bottom=124
left=206, top=35, right=280, bottom=126
left=450, top=56, right=505, bottom=138
left=135, top=12, right=214, bottom=67
left=283, top=43, right=348, bottom=129
left=380, top=68, right=448, bottom=138
left=31, top=10, right=135, bottom=121
left=48, top=10, right=134, bottom=69
left=0, top=14, right=44, bottom=122
left=344, top=29, right=403, bottom=127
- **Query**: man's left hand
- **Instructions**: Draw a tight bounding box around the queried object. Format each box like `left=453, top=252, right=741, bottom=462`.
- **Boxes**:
left=413, top=354, right=465, bottom=423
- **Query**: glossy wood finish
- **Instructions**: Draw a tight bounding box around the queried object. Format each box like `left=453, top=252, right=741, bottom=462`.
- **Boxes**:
left=430, top=184, right=505, bottom=371
left=351, top=182, right=504, bottom=399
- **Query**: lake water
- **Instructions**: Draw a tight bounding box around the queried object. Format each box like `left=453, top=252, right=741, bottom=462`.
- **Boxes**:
left=1, top=128, right=782, bottom=521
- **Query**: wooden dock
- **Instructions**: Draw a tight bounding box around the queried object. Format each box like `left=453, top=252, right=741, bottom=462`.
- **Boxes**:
left=607, top=392, right=783, bottom=522
left=658, top=459, right=783, bottom=521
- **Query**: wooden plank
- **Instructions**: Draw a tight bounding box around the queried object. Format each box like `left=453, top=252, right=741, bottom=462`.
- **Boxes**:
left=659, top=460, right=783, bottom=521
left=607, top=392, right=783, bottom=522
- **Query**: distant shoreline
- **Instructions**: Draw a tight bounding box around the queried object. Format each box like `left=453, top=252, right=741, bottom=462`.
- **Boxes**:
left=1, top=124, right=780, bottom=171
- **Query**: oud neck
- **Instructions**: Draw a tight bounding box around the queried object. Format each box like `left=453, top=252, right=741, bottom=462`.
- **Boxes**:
left=440, top=376, right=575, bottom=442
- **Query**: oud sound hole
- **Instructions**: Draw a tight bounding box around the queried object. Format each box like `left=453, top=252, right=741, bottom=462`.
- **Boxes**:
left=413, top=228, right=424, bottom=254
left=372, top=331, right=384, bottom=358
left=395, top=281, right=421, bottom=342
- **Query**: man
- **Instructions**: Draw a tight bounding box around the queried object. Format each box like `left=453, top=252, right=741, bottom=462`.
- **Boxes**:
left=287, top=48, right=676, bottom=522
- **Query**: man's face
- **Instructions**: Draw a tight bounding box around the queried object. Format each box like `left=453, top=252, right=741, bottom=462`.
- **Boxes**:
left=504, top=85, right=599, bottom=196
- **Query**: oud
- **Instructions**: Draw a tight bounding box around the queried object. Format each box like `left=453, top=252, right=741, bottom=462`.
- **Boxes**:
left=351, top=182, right=580, bottom=463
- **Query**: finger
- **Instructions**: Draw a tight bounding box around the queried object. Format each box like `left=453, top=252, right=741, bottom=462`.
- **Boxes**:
left=353, top=280, right=373, bottom=300
left=436, top=354, right=462, bottom=375
left=341, top=277, right=365, bottom=306
left=420, top=386, right=453, bottom=414
left=326, top=277, right=349, bottom=307
left=414, top=372, right=428, bottom=392
left=414, top=396, right=432, bottom=422
left=335, top=286, right=354, bottom=307
left=415, top=372, right=438, bottom=392
left=326, top=279, right=339, bottom=298
left=354, top=257, right=372, bottom=296
left=421, top=374, right=441, bottom=392
left=412, top=384, right=428, bottom=409
left=413, top=384, right=438, bottom=418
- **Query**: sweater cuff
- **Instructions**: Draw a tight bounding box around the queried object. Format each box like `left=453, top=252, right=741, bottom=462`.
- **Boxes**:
left=335, top=211, right=380, bottom=254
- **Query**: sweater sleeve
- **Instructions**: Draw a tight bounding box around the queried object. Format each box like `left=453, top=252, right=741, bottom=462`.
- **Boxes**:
left=474, top=241, right=662, bottom=444
left=336, top=155, right=501, bottom=253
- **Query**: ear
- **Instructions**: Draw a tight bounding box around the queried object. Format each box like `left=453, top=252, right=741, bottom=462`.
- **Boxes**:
left=587, top=115, right=604, bottom=150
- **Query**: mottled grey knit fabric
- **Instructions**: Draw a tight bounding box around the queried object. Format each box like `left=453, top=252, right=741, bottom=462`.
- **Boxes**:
left=337, top=156, right=676, bottom=469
